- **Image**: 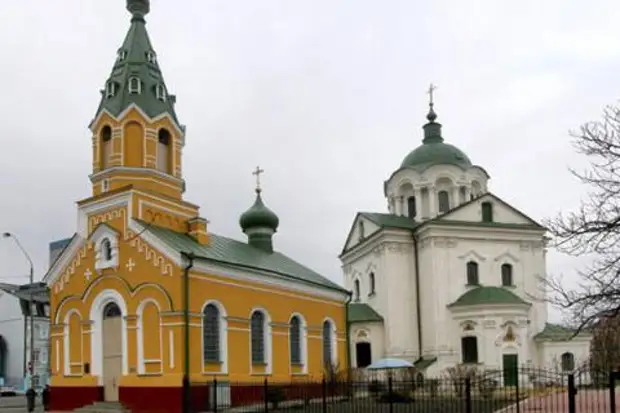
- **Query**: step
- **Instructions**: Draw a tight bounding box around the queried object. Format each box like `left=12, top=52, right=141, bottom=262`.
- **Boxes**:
left=74, top=401, right=130, bottom=413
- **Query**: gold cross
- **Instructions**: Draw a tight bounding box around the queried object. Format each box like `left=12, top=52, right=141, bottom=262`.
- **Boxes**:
left=252, top=166, right=265, bottom=191
left=428, top=83, right=437, bottom=105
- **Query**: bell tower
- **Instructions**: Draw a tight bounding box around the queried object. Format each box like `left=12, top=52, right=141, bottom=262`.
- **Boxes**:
left=88, top=0, right=185, bottom=200
left=78, top=0, right=208, bottom=242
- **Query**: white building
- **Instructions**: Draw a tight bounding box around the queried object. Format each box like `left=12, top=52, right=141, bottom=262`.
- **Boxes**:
left=0, top=282, right=50, bottom=391
left=341, top=102, right=591, bottom=381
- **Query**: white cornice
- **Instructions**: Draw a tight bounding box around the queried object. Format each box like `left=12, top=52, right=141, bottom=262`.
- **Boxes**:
left=191, top=259, right=348, bottom=303
left=340, top=228, right=412, bottom=265
left=89, top=167, right=185, bottom=187
left=43, top=236, right=85, bottom=284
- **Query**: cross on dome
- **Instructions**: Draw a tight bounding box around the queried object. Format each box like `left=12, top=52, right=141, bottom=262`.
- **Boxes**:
left=252, top=166, right=265, bottom=193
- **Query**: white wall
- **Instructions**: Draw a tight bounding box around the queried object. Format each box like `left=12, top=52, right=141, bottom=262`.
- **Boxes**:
left=349, top=322, right=385, bottom=368
left=538, top=340, right=591, bottom=370
left=0, top=291, right=24, bottom=386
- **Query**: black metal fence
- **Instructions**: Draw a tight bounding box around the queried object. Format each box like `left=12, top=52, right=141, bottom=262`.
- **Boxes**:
left=190, top=367, right=620, bottom=413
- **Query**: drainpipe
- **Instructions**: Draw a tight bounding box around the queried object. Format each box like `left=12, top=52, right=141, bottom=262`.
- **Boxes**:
left=344, top=291, right=353, bottom=380
left=412, top=232, right=423, bottom=362
left=181, top=252, right=195, bottom=413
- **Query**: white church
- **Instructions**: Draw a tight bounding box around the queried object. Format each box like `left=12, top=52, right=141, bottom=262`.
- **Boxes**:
left=341, top=97, right=591, bottom=381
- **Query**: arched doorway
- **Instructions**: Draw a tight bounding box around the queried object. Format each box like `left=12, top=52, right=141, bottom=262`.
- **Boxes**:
left=355, top=342, right=372, bottom=368
left=102, top=302, right=122, bottom=401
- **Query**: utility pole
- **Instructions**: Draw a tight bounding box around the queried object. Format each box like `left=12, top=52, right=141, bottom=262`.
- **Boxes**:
left=3, top=233, right=36, bottom=387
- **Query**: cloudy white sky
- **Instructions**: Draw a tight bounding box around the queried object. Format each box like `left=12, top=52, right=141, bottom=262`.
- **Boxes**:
left=0, top=0, right=618, bottom=320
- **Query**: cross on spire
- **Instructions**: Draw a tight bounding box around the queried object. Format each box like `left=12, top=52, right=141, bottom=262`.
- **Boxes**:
left=252, top=166, right=265, bottom=193
left=427, top=83, right=437, bottom=106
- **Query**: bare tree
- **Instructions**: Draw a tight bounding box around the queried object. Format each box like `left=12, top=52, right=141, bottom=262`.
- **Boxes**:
left=544, top=104, right=620, bottom=329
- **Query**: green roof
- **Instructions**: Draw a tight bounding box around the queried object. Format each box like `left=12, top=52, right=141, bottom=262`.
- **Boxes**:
left=414, top=357, right=437, bottom=371
left=448, top=286, right=529, bottom=308
left=348, top=303, right=383, bottom=323
left=139, top=221, right=346, bottom=293
left=534, top=323, right=592, bottom=341
left=92, top=0, right=179, bottom=126
left=240, top=191, right=279, bottom=232
left=360, top=212, right=418, bottom=230
left=400, top=105, right=472, bottom=172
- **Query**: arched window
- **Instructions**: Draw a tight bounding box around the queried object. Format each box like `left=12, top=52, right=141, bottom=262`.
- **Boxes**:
left=438, top=190, right=450, bottom=213
left=561, top=352, right=575, bottom=372
left=358, top=221, right=365, bottom=240
left=157, top=129, right=171, bottom=174
left=101, top=238, right=113, bottom=262
left=118, top=49, right=127, bottom=61
left=369, top=272, right=376, bottom=295
left=128, top=76, right=141, bottom=94
left=101, top=126, right=112, bottom=169
left=105, top=81, right=117, bottom=99
left=0, top=335, right=7, bottom=379
left=481, top=202, right=493, bottom=222
left=203, top=304, right=220, bottom=363
left=146, top=51, right=157, bottom=64
left=103, top=302, right=121, bottom=318
left=289, top=316, right=302, bottom=365
left=322, top=320, right=334, bottom=367
left=155, top=84, right=167, bottom=102
left=354, top=279, right=360, bottom=301
left=501, top=264, right=513, bottom=286
left=466, top=261, right=479, bottom=285
left=461, top=336, right=478, bottom=364
left=407, top=196, right=416, bottom=219
left=250, top=311, right=266, bottom=364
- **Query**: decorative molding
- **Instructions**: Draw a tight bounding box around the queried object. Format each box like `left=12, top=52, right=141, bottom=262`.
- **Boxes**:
left=128, top=236, right=174, bottom=276
left=493, top=251, right=520, bottom=263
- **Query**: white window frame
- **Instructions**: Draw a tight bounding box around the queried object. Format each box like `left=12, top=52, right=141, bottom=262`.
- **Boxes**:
left=128, top=76, right=142, bottom=94
left=105, top=81, right=116, bottom=98
left=93, top=228, right=120, bottom=273
left=102, top=179, right=110, bottom=193
left=147, top=51, right=157, bottom=64
left=118, top=49, right=127, bottom=61
left=155, top=84, right=167, bottom=102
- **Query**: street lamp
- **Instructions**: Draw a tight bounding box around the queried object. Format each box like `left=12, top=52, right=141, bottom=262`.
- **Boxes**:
left=2, top=232, right=35, bottom=384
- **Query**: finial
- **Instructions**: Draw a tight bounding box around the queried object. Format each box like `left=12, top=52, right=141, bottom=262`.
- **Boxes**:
left=252, top=166, right=265, bottom=194
left=426, top=83, right=438, bottom=122
left=127, top=0, right=150, bottom=19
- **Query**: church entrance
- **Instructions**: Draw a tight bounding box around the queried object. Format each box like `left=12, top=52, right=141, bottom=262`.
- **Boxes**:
left=355, top=342, right=372, bottom=368
left=102, top=303, right=123, bottom=402
left=503, top=354, right=518, bottom=386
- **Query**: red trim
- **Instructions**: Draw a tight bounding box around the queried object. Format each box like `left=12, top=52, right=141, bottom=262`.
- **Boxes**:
left=49, top=386, right=103, bottom=411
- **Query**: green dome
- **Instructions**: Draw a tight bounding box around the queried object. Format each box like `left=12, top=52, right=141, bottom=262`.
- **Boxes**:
left=239, top=191, right=279, bottom=232
left=400, top=105, right=472, bottom=171
left=401, top=141, right=472, bottom=171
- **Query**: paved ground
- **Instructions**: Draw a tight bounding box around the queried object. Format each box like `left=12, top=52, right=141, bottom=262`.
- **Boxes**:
left=0, top=396, right=45, bottom=412
left=496, top=388, right=620, bottom=413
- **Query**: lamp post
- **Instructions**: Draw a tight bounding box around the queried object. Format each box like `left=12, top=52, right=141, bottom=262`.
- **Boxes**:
left=2, top=232, right=35, bottom=385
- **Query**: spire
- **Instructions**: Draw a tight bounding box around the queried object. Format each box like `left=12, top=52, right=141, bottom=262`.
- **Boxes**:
left=422, top=83, right=443, bottom=144
left=239, top=167, right=279, bottom=253
left=91, top=0, right=180, bottom=127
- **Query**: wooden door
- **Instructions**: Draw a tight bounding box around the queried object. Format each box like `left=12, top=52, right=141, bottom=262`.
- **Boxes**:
left=102, top=303, right=122, bottom=402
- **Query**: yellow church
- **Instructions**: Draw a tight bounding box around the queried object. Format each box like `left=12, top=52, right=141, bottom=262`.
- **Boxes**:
left=44, top=1, right=350, bottom=412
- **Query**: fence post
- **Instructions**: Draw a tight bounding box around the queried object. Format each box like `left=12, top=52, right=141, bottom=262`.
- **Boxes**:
left=388, top=376, right=393, bottom=413
left=567, top=374, right=576, bottom=413
left=465, top=378, right=472, bottom=413
left=609, top=372, right=617, bottom=413
left=264, top=378, right=269, bottom=413
left=213, top=377, right=218, bottom=413
left=322, top=377, right=327, bottom=413
left=514, top=366, right=520, bottom=413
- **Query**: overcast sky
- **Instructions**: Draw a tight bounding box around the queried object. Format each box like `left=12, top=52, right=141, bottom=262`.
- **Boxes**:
left=0, top=0, right=618, bottom=320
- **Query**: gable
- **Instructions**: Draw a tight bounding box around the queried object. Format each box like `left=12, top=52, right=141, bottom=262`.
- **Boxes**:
left=436, top=193, right=544, bottom=229
left=341, top=212, right=417, bottom=254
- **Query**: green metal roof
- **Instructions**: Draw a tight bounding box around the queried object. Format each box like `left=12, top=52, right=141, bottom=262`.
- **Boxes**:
left=414, top=357, right=437, bottom=371
left=359, top=212, right=418, bottom=230
left=138, top=221, right=346, bottom=293
left=92, top=0, right=179, bottom=126
left=448, top=286, right=529, bottom=308
left=400, top=105, right=472, bottom=172
left=348, top=303, right=383, bottom=323
left=239, top=191, right=279, bottom=232
left=534, top=323, right=591, bottom=341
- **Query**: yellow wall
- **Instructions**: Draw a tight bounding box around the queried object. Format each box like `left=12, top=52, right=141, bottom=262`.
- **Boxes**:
left=50, top=210, right=348, bottom=388
left=89, top=108, right=184, bottom=199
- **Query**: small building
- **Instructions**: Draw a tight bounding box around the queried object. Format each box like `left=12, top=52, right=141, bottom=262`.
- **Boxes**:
left=0, top=282, right=51, bottom=391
